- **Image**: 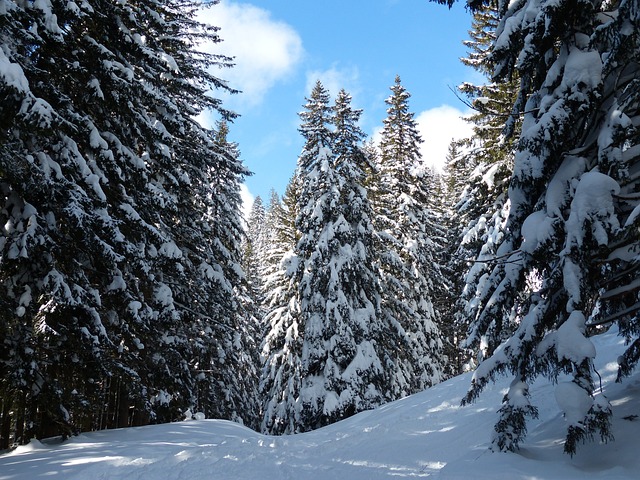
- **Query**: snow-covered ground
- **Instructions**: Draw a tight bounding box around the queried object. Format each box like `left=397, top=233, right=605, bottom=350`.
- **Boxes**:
left=1, top=326, right=639, bottom=479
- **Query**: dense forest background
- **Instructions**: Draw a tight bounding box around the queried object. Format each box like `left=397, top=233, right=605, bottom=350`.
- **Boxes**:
left=1, top=0, right=639, bottom=458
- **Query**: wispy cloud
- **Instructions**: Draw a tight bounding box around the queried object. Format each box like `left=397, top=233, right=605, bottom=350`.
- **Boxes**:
left=305, top=65, right=361, bottom=99
left=198, top=1, right=303, bottom=107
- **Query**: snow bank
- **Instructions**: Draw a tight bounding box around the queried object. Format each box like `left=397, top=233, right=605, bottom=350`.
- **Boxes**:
left=1, top=327, right=638, bottom=479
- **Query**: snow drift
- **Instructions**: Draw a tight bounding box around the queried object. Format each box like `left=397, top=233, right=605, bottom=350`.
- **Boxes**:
left=1, top=325, right=638, bottom=479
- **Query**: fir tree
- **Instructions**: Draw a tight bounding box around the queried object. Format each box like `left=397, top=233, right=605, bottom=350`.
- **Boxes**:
left=0, top=0, right=254, bottom=444
left=371, top=76, right=446, bottom=396
left=261, top=83, right=403, bottom=433
left=442, top=5, right=520, bottom=369
left=259, top=175, right=304, bottom=435
left=447, top=0, right=640, bottom=455
left=261, top=189, right=283, bottom=278
left=243, top=194, right=267, bottom=313
left=295, top=83, right=388, bottom=430
left=438, top=141, right=473, bottom=375
left=190, top=120, right=259, bottom=428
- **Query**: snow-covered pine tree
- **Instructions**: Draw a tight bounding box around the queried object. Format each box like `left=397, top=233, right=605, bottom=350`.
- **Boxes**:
left=0, top=0, right=254, bottom=443
left=288, top=82, right=391, bottom=431
left=440, top=0, right=640, bottom=455
left=264, top=188, right=283, bottom=250
left=438, top=141, right=473, bottom=375
left=260, top=188, right=286, bottom=288
left=259, top=174, right=304, bottom=435
left=259, top=186, right=298, bottom=294
left=188, top=120, right=260, bottom=428
left=247, top=195, right=267, bottom=257
left=371, top=76, right=446, bottom=396
left=441, top=5, right=520, bottom=369
left=243, top=195, right=267, bottom=311
left=291, top=82, right=336, bottom=430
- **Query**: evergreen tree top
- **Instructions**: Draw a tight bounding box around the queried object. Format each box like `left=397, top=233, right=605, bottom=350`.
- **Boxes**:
left=297, top=81, right=333, bottom=172
left=333, top=89, right=367, bottom=174
left=299, top=81, right=332, bottom=134
left=379, top=76, right=423, bottom=170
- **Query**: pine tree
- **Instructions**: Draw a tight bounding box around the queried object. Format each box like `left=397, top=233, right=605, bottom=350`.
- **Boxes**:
left=371, top=76, right=446, bottom=396
left=259, top=188, right=287, bottom=298
left=441, top=5, right=520, bottom=369
left=449, top=0, right=640, bottom=455
left=0, top=0, right=254, bottom=444
left=243, top=194, right=267, bottom=312
left=259, top=175, right=304, bottom=435
left=189, top=121, right=259, bottom=428
left=438, top=141, right=474, bottom=375
left=294, top=83, right=388, bottom=430
left=260, top=83, right=402, bottom=433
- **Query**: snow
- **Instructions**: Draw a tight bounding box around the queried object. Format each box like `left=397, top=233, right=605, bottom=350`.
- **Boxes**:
left=539, top=311, right=597, bottom=371
left=545, top=156, right=586, bottom=218
left=481, top=163, right=500, bottom=189
left=563, top=47, right=602, bottom=92
left=0, top=47, right=29, bottom=93
left=520, top=210, right=553, bottom=253
left=89, top=127, right=108, bottom=150
left=506, top=379, right=532, bottom=408
left=33, top=0, right=63, bottom=35
left=555, top=381, right=593, bottom=427
left=623, top=202, right=640, bottom=228
left=566, top=171, right=620, bottom=248
left=18, top=286, right=32, bottom=309
left=154, top=283, right=174, bottom=308
left=160, top=53, right=180, bottom=73
left=562, top=258, right=583, bottom=311
left=3, top=327, right=640, bottom=479
left=107, top=274, right=126, bottom=291
left=158, top=241, right=182, bottom=259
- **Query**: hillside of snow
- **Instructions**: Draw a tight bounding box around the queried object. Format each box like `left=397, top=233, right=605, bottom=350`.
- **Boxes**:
left=1, top=326, right=639, bottom=479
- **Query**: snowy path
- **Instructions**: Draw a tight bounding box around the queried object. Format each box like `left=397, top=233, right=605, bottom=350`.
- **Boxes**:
left=1, top=327, right=639, bottom=479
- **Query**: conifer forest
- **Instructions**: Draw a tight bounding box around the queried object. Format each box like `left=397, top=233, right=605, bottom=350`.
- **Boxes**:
left=1, top=0, right=640, bottom=461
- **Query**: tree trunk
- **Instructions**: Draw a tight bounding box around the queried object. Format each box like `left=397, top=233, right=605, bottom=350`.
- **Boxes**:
left=0, top=399, right=12, bottom=450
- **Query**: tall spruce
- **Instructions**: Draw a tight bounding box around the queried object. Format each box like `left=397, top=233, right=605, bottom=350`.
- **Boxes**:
left=193, top=121, right=259, bottom=427
left=259, top=175, right=304, bottom=435
left=434, top=0, right=640, bottom=455
left=371, top=76, right=446, bottom=396
left=295, top=83, right=388, bottom=430
left=0, top=0, right=254, bottom=445
left=441, top=5, right=520, bottom=371
left=439, top=141, right=474, bottom=375
left=243, top=194, right=267, bottom=313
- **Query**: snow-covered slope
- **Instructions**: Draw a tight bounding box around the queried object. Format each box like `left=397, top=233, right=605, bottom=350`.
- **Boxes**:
left=1, top=326, right=639, bottom=479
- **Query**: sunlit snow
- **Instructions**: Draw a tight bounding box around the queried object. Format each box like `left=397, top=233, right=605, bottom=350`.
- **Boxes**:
left=1, top=326, right=639, bottom=479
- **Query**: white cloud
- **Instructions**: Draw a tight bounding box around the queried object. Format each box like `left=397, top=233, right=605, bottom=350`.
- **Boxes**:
left=370, top=125, right=383, bottom=149
left=198, top=1, right=303, bottom=106
left=305, top=65, right=360, bottom=99
left=370, top=105, right=472, bottom=173
left=239, top=183, right=254, bottom=228
left=416, top=105, right=473, bottom=172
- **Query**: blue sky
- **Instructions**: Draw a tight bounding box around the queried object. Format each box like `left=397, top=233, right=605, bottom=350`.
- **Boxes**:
left=197, top=0, right=477, bottom=208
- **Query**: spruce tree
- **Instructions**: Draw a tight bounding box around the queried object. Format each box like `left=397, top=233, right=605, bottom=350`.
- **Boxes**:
left=371, top=76, right=446, bottom=396
left=439, top=141, right=474, bottom=375
left=295, top=83, right=387, bottom=430
left=189, top=121, right=259, bottom=428
left=243, top=194, right=267, bottom=313
left=261, top=83, right=402, bottom=433
left=442, top=0, right=640, bottom=455
left=0, top=0, right=254, bottom=443
left=259, top=175, right=304, bottom=435
left=442, top=5, right=520, bottom=368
